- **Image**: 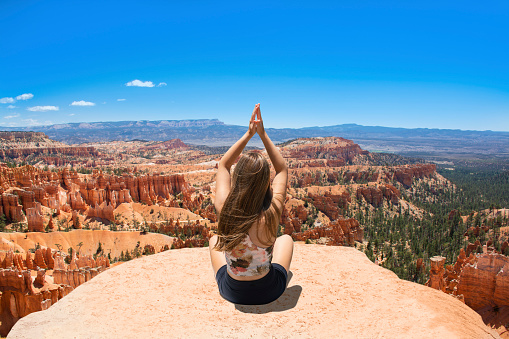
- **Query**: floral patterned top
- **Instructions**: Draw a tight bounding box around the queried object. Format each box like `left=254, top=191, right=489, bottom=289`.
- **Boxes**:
left=225, top=234, right=274, bottom=277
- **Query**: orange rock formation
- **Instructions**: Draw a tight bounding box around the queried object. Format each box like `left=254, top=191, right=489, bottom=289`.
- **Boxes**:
left=292, top=217, right=363, bottom=246
left=356, top=184, right=400, bottom=206
left=139, top=138, right=188, bottom=150
left=425, top=256, right=446, bottom=292
left=0, top=247, right=110, bottom=336
left=456, top=253, right=509, bottom=310
left=282, top=205, right=308, bottom=235
left=392, top=164, right=436, bottom=187
left=426, top=246, right=509, bottom=336
left=281, top=137, right=369, bottom=166
left=0, top=165, right=191, bottom=227
left=0, top=146, right=99, bottom=160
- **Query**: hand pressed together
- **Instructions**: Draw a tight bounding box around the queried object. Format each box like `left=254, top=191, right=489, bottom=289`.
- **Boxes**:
left=248, top=103, right=265, bottom=137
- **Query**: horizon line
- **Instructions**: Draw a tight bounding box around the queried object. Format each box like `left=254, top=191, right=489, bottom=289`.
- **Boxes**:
left=0, top=119, right=508, bottom=134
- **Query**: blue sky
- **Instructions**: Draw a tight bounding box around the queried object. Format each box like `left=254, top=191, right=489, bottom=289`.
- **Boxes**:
left=1, top=1, right=508, bottom=131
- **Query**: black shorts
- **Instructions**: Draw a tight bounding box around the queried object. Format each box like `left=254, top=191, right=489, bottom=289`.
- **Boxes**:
left=215, top=263, right=288, bottom=305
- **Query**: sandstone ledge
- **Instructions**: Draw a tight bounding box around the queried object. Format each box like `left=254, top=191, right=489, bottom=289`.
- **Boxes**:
left=8, top=244, right=498, bottom=338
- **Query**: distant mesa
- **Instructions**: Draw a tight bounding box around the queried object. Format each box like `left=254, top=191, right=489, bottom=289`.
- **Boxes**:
left=1, top=119, right=507, bottom=161
left=43, top=119, right=225, bottom=130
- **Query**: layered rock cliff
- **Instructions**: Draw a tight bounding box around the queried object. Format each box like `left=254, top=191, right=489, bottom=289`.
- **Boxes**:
left=280, top=137, right=369, bottom=167
left=289, top=162, right=436, bottom=188
left=0, top=131, right=100, bottom=161
left=356, top=183, right=400, bottom=206
left=0, top=147, right=100, bottom=159
left=0, top=132, right=64, bottom=148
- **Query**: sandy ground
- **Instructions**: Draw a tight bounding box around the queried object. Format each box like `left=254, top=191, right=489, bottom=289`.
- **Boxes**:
left=0, top=230, right=174, bottom=258
left=7, top=244, right=498, bottom=339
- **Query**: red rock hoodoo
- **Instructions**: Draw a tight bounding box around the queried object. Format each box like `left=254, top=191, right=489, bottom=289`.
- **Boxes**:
left=0, top=165, right=191, bottom=227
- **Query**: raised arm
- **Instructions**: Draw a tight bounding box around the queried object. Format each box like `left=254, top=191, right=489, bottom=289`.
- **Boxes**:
left=214, top=104, right=259, bottom=214
left=255, top=105, right=288, bottom=212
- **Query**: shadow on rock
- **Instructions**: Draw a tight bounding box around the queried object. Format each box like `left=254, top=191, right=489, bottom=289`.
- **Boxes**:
left=287, top=271, right=294, bottom=287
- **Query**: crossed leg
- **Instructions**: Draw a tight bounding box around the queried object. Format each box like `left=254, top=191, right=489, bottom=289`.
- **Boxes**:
left=271, top=234, right=294, bottom=273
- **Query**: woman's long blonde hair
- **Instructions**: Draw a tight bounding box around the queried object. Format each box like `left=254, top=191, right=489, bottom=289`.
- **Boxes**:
left=214, top=151, right=281, bottom=252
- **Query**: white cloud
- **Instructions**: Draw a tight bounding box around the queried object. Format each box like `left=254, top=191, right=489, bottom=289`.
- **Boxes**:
left=0, top=97, right=15, bottom=104
left=117, top=98, right=126, bottom=101
left=157, top=82, right=167, bottom=87
left=126, top=79, right=155, bottom=87
left=21, top=119, right=52, bottom=126
left=4, top=113, right=20, bottom=119
left=68, top=113, right=76, bottom=116
left=16, top=93, right=34, bottom=100
left=27, top=105, right=59, bottom=112
left=7, top=105, right=16, bottom=109
left=22, top=119, right=40, bottom=125
left=70, top=100, right=95, bottom=106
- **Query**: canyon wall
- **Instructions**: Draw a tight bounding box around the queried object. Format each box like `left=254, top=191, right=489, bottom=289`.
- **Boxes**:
left=290, top=163, right=436, bottom=188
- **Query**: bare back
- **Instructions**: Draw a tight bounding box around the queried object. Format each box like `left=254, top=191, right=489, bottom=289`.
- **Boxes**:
left=248, top=215, right=276, bottom=248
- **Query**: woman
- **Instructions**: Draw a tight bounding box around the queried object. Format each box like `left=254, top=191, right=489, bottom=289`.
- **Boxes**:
left=209, top=103, right=294, bottom=305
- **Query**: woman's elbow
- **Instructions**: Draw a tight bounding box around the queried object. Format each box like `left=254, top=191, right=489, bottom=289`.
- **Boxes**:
left=277, top=163, right=288, bottom=175
left=218, top=158, right=231, bottom=170
left=214, top=202, right=223, bottom=216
